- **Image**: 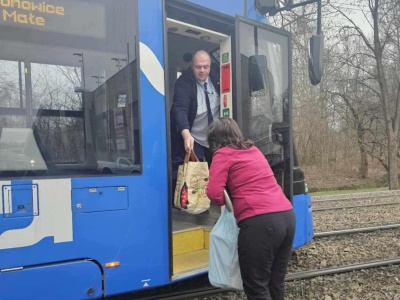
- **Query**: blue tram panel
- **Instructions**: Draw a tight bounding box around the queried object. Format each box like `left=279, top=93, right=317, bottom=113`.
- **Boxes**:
left=71, top=186, right=129, bottom=213
left=186, top=0, right=264, bottom=21
left=1, top=261, right=102, bottom=300
left=292, top=194, right=314, bottom=248
left=187, top=0, right=245, bottom=16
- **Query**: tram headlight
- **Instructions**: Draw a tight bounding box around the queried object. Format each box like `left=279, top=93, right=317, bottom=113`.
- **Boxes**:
left=105, top=261, right=121, bottom=268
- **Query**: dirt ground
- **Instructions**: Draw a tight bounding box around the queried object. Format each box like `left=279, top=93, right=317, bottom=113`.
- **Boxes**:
left=303, top=164, right=387, bottom=190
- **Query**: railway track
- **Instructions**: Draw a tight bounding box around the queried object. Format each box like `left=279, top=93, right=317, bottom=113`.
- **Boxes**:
left=311, top=190, right=400, bottom=202
left=288, top=228, right=400, bottom=272
left=285, top=264, right=400, bottom=299
left=314, top=223, right=400, bottom=238
left=110, top=191, right=400, bottom=299
left=284, top=193, right=400, bottom=299
left=312, top=190, right=400, bottom=211
left=313, top=201, right=400, bottom=211
left=313, top=204, right=400, bottom=232
left=123, top=257, right=400, bottom=300
left=287, top=258, right=400, bottom=281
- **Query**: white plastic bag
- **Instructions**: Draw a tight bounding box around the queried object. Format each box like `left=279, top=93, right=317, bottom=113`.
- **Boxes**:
left=208, top=191, right=243, bottom=290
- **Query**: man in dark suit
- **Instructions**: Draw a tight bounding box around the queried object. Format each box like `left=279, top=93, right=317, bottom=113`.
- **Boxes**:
left=170, top=50, right=220, bottom=169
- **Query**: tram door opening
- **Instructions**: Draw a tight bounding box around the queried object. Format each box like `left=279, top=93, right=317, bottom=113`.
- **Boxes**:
left=166, top=18, right=232, bottom=277
left=166, top=18, right=231, bottom=206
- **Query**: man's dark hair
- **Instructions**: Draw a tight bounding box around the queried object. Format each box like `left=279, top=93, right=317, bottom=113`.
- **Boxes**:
left=207, top=118, right=254, bottom=152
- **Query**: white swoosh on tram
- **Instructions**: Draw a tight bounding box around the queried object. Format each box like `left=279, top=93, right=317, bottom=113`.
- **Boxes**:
left=139, top=42, right=165, bottom=96
left=0, top=179, right=73, bottom=250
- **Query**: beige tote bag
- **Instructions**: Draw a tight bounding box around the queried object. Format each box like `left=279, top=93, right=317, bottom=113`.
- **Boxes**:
left=174, top=150, right=211, bottom=214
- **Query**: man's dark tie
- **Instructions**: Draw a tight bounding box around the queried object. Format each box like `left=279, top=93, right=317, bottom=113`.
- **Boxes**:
left=204, top=82, right=213, bottom=125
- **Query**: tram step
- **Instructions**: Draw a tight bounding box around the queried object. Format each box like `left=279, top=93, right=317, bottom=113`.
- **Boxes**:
left=172, top=226, right=213, bottom=275
left=173, top=227, right=210, bottom=255
left=173, top=249, right=209, bottom=274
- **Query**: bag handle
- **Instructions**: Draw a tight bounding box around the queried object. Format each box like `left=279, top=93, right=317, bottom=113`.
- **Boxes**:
left=183, top=149, right=200, bottom=163
left=224, top=189, right=234, bottom=213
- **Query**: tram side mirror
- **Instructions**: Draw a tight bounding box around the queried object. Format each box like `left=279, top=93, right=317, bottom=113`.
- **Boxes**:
left=308, top=34, right=324, bottom=85
left=255, top=0, right=279, bottom=15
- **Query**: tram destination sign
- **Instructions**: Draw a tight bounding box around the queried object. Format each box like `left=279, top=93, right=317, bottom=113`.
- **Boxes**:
left=0, top=0, right=106, bottom=38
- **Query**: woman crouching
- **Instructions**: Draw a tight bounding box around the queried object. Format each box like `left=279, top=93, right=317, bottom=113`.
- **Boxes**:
left=206, top=117, right=295, bottom=300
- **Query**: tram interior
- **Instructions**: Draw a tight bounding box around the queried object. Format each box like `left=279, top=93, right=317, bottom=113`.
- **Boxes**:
left=166, top=18, right=227, bottom=278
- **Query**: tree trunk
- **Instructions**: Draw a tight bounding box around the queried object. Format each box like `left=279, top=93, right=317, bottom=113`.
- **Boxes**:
left=359, top=147, right=368, bottom=179
left=357, top=129, right=368, bottom=178
left=387, top=129, right=398, bottom=190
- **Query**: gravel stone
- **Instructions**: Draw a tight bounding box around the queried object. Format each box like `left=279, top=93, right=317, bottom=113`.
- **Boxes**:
left=195, top=192, right=400, bottom=300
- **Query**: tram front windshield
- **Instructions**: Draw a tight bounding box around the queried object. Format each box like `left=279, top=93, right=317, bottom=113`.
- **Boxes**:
left=0, top=0, right=141, bottom=178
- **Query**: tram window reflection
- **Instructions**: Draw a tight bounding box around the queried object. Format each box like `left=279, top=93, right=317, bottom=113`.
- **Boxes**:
left=31, top=63, right=81, bottom=111
left=0, top=60, right=25, bottom=109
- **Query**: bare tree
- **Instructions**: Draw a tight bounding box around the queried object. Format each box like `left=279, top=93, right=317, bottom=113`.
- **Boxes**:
left=269, top=2, right=349, bottom=171
left=327, top=0, right=400, bottom=189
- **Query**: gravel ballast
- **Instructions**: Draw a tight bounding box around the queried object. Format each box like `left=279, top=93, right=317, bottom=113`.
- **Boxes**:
left=192, top=192, right=400, bottom=299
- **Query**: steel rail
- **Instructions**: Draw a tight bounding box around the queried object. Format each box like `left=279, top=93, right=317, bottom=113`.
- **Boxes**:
left=139, top=258, right=400, bottom=298
left=312, top=201, right=400, bottom=211
left=312, top=190, right=400, bottom=202
left=314, top=223, right=400, bottom=238
left=285, top=258, right=400, bottom=281
left=123, top=256, right=400, bottom=299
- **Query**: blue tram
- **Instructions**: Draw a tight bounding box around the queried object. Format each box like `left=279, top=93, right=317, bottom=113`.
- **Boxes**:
left=0, top=0, right=314, bottom=299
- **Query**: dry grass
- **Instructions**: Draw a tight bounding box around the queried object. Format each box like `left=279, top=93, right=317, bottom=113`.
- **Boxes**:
left=303, top=162, right=387, bottom=191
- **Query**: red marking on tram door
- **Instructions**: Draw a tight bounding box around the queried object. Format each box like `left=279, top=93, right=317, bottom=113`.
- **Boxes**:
left=221, top=63, right=231, bottom=93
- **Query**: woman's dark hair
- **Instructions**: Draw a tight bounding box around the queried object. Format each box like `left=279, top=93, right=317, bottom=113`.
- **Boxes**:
left=207, top=118, right=254, bottom=152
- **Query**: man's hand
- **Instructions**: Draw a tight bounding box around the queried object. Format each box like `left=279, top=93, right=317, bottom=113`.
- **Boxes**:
left=181, top=129, right=194, bottom=152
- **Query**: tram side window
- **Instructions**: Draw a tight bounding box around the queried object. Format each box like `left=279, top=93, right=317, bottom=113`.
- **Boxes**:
left=238, top=22, right=289, bottom=162
left=0, top=0, right=140, bottom=178
left=31, top=63, right=85, bottom=164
